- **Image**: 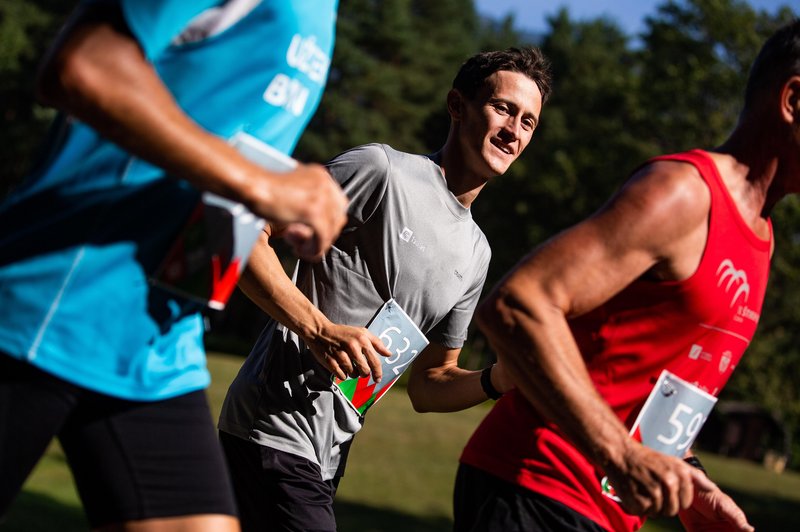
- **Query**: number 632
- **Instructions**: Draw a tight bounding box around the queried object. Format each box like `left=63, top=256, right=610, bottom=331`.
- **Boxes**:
left=378, top=326, right=418, bottom=377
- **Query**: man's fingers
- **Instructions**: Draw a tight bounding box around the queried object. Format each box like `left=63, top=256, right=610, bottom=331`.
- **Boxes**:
left=282, top=223, right=324, bottom=261
left=332, top=350, right=354, bottom=377
left=372, top=335, right=392, bottom=358
left=325, top=355, right=347, bottom=382
left=345, top=342, right=373, bottom=379
left=363, top=345, right=383, bottom=383
left=274, top=165, right=348, bottom=260
left=690, top=467, right=717, bottom=492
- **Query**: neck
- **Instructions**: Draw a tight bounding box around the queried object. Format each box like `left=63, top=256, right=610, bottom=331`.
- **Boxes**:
left=434, top=137, right=491, bottom=209
left=715, top=116, right=788, bottom=217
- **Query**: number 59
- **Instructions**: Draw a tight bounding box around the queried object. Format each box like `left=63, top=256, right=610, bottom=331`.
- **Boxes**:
left=656, top=403, right=705, bottom=451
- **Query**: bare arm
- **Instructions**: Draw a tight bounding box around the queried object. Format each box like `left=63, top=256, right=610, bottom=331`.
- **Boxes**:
left=477, top=162, right=719, bottom=517
left=36, top=5, right=346, bottom=260
left=239, top=226, right=391, bottom=381
left=406, top=344, right=514, bottom=413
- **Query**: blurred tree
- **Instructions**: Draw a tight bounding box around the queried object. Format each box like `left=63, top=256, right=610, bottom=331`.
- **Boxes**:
left=640, top=0, right=771, bottom=151
left=296, top=0, right=479, bottom=162
left=0, top=0, right=69, bottom=197
left=473, top=8, right=653, bottom=284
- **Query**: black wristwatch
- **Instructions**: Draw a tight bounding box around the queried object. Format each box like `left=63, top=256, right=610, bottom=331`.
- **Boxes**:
left=684, top=455, right=708, bottom=476
left=480, top=365, right=503, bottom=400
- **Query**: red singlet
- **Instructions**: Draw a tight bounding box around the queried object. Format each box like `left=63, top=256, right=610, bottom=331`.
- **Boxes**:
left=460, top=150, right=772, bottom=531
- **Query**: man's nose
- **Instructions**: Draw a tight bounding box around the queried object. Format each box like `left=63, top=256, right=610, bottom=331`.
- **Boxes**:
left=500, top=116, right=520, bottom=140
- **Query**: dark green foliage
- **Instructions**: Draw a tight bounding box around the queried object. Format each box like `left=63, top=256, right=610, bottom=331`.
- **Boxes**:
left=474, top=8, right=655, bottom=281
left=0, top=0, right=70, bottom=197
left=295, top=0, right=479, bottom=162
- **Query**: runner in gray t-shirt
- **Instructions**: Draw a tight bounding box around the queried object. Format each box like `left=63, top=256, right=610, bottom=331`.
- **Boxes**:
left=218, top=47, right=552, bottom=531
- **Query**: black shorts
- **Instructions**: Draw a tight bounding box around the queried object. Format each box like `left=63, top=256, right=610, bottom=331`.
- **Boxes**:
left=453, top=463, right=608, bottom=532
left=0, top=355, right=237, bottom=528
left=220, top=431, right=340, bottom=532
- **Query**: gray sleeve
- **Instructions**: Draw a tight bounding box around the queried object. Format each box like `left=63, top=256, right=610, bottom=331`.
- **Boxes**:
left=427, top=240, right=492, bottom=349
left=325, top=144, right=390, bottom=226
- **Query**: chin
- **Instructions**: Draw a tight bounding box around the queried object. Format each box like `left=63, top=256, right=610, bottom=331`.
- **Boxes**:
left=482, top=150, right=515, bottom=176
left=486, top=158, right=512, bottom=176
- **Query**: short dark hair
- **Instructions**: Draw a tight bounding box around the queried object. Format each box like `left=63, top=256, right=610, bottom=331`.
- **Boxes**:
left=744, top=19, right=800, bottom=111
left=452, top=47, right=553, bottom=104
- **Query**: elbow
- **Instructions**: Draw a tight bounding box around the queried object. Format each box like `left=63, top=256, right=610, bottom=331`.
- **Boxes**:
left=36, top=48, right=97, bottom=110
left=476, top=286, right=520, bottom=341
left=410, top=401, right=430, bottom=414
left=406, top=382, right=432, bottom=413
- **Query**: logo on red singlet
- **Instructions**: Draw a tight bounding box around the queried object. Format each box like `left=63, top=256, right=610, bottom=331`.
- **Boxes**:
left=716, top=259, right=760, bottom=324
left=716, top=259, right=750, bottom=307
left=719, top=350, right=732, bottom=373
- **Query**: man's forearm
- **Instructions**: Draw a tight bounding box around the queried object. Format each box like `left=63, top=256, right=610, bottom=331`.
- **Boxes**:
left=408, top=366, right=489, bottom=413
left=477, top=285, right=633, bottom=469
left=238, top=231, right=328, bottom=339
left=407, top=344, right=514, bottom=413
left=35, top=5, right=347, bottom=259
left=36, top=6, right=265, bottom=207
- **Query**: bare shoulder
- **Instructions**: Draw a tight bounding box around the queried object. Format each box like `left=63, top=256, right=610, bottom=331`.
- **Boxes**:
left=605, top=159, right=711, bottom=251
left=620, top=160, right=710, bottom=219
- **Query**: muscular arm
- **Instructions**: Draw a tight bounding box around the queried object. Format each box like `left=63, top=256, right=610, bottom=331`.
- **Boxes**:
left=239, top=226, right=390, bottom=381
left=36, top=5, right=346, bottom=260
left=477, top=162, right=719, bottom=517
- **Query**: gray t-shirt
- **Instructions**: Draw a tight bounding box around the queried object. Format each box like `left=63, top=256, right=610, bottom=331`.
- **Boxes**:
left=218, top=144, right=491, bottom=479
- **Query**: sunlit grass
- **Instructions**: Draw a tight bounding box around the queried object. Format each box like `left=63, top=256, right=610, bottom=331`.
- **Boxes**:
left=4, top=352, right=799, bottom=531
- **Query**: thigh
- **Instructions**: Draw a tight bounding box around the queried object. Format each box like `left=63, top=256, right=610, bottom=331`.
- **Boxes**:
left=220, top=432, right=337, bottom=532
left=59, top=389, right=237, bottom=528
left=0, top=355, right=79, bottom=516
left=453, top=463, right=607, bottom=532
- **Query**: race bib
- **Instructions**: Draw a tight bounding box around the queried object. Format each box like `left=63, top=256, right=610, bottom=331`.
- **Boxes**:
left=151, top=132, right=296, bottom=309
left=334, top=299, right=429, bottom=415
left=602, top=370, right=717, bottom=501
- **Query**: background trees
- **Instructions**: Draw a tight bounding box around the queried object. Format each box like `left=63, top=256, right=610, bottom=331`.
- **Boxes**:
left=1, top=0, right=798, bottom=466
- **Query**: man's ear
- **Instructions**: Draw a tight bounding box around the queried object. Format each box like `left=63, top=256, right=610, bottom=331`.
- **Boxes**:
left=447, top=88, right=464, bottom=121
left=780, top=75, right=800, bottom=125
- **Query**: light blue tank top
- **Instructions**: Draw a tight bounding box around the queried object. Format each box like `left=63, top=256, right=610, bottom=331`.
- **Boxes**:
left=0, top=0, right=338, bottom=400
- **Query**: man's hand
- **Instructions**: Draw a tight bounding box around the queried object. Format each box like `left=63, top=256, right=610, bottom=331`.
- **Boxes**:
left=305, top=323, right=392, bottom=382
left=254, top=163, right=348, bottom=261
left=36, top=5, right=348, bottom=262
left=607, top=443, right=718, bottom=517
left=679, top=483, right=754, bottom=531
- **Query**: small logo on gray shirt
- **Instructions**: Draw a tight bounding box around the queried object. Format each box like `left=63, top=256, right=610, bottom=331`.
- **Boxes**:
left=399, top=226, right=426, bottom=252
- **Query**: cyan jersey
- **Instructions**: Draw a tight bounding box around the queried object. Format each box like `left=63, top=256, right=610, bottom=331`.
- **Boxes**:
left=0, top=0, right=338, bottom=400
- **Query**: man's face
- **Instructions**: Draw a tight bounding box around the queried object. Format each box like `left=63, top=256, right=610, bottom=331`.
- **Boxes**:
left=454, top=70, right=543, bottom=177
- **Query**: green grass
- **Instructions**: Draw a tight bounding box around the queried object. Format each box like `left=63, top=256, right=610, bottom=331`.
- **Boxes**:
left=4, top=352, right=800, bottom=531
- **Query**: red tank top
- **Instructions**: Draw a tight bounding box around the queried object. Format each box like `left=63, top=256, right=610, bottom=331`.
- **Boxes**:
left=460, top=150, right=772, bottom=532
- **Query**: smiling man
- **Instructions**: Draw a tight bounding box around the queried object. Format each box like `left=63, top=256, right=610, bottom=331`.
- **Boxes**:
left=217, top=47, right=552, bottom=531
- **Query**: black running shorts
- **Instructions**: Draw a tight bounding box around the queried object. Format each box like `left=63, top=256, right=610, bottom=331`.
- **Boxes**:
left=453, top=463, right=608, bottom=532
left=220, top=430, right=340, bottom=532
left=0, top=355, right=237, bottom=528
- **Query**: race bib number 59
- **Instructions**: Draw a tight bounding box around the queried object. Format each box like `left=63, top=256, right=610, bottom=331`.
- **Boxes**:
left=602, top=370, right=717, bottom=501
left=631, top=370, right=717, bottom=456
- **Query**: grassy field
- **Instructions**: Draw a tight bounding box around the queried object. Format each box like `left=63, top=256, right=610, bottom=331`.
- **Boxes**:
left=4, top=352, right=800, bottom=531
